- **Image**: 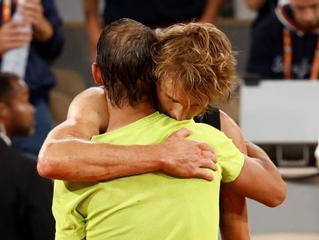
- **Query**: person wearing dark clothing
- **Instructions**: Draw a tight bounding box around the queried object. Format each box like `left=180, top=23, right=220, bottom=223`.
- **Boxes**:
left=83, top=0, right=224, bottom=59
left=0, top=0, right=64, bottom=155
left=0, top=139, right=55, bottom=240
left=253, top=0, right=278, bottom=28
left=246, top=0, right=319, bottom=80
left=245, top=0, right=278, bottom=32
left=0, top=72, right=55, bottom=240
left=103, top=0, right=209, bottom=27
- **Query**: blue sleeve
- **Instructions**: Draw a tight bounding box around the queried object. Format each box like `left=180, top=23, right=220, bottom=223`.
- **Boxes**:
left=32, top=0, right=65, bottom=62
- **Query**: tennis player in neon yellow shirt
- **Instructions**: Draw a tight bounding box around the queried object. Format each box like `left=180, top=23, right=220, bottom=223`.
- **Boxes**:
left=54, top=111, right=244, bottom=240
left=52, top=19, right=285, bottom=240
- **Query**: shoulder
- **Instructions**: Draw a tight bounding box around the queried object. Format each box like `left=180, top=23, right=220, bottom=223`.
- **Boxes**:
left=68, top=87, right=108, bottom=126
left=73, top=86, right=108, bottom=113
left=75, top=87, right=106, bottom=104
left=185, top=120, right=230, bottom=146
left=185, top=119, right=242, bottom=155
left=75, top=86, right=105, bottom=99
left=220, top=110, right=239, bottom=136
left=185, top=120, right=245, bottom=181
left=46, top=87, right=108, bottom=138
left=220, top=111, right=247, bottom=153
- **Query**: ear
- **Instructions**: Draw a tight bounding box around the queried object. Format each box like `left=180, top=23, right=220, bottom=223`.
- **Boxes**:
left=92, top=63, right=104, bottom=85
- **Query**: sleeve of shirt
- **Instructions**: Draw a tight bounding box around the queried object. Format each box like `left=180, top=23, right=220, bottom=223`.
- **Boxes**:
left=215, top=136, right=245, bottom=183
left=53, top=181, right=86, bottom=240
left=33, top=0, right=65, bottom=61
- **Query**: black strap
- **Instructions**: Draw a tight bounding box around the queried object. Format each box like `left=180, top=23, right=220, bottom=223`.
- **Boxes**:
left=194, top=107, right=221, bottom=130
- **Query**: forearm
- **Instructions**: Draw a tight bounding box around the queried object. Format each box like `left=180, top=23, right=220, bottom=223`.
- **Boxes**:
left=220, top=184, right=250, bottom=240
left=83, top=0, right=101, bottom=59
left=38, top=138, right=163, bottom=181
left=247, top=142, right=286, bottom=199
left=33, top=17, right=53, bottom=42
left=199, top=0, right=224, bottom=23
left=234, top=143, right=287, bottom=207
left=245, top=0, right=266, bottom=11
left=219, top=112, right=249, bottom=240
left=38, top=127, right=218, bottom=182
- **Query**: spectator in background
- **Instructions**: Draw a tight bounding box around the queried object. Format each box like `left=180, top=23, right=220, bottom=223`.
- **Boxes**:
left=0, top=0, right=64, bottom=155
left=245, top=0, right=278, bottom=32
left=0, top=72, right=54, bottom=240
left=246, top=0, right=319, bottom=80
left=83, top=0, right=224, bottom=59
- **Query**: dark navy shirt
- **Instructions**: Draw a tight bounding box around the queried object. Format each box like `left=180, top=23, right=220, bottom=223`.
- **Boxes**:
left=246, top=5, right=318, bottom=79
left=0, top=0, right=64, bottom=102
left=103, top=0, right=207, bottom=27
left=0, top=138, right=54, bottom=240
left=251, top=0, right=278, bottom=31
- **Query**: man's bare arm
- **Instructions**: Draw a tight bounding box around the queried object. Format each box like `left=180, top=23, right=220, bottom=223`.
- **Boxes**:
left=229, top=142, right=287, bottom=207
left=199, top=0, right=224, bottom=23
left=37, top=87, right=217, bottom=181
left=245, top=0, right=266, bottom=11
left=219, top=111, right=250, bottom=240
left=83, top=0, right=102, bottom=60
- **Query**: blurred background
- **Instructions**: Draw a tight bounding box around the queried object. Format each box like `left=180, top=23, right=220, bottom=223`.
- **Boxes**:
left=1, top=0, right=317, bottom=239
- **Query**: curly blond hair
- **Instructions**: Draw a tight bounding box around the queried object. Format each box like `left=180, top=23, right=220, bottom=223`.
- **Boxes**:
left=152, top=22, right=237, bottom=108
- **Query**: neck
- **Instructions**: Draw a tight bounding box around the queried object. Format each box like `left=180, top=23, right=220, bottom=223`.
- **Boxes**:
left=107, top=98, right=156, bottom=132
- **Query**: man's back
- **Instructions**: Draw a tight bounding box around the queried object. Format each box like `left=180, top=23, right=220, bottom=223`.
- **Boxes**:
left=0, top=139, right=54, bottom=240
left=53, top=112, right=244, bottom=240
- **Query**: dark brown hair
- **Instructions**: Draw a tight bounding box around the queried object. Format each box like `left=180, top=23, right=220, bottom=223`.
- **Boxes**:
left=96, top=18, right=158, bottom=107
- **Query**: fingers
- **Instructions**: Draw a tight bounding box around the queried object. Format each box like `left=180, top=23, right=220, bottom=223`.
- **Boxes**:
left=2, top=41, right=29, bottom=50
left=1, top=31, right=31, bottom=45
left=0, top=23, right=31, bottom=52
left=3, top=20, right=31, bottom=33
left=201, top=158, right=218, bottom=171
left=198, top=142, right=214, bottom=153
left=168, top=128, right=192, bottom=139
left=7, top=20, right=29, bottom=28
left=193, top=169, right=214, bottom=181
left=201, top=150, right=217, bottom=163
left=20, top=0, right=43, bottom=15
left=19, top=1, right=43, bottom=25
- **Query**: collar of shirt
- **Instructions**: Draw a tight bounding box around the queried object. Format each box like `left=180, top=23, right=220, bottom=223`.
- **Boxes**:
left=0, top=123, right=11, bottom=146
left=0, top=131, right=12, bottom=146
